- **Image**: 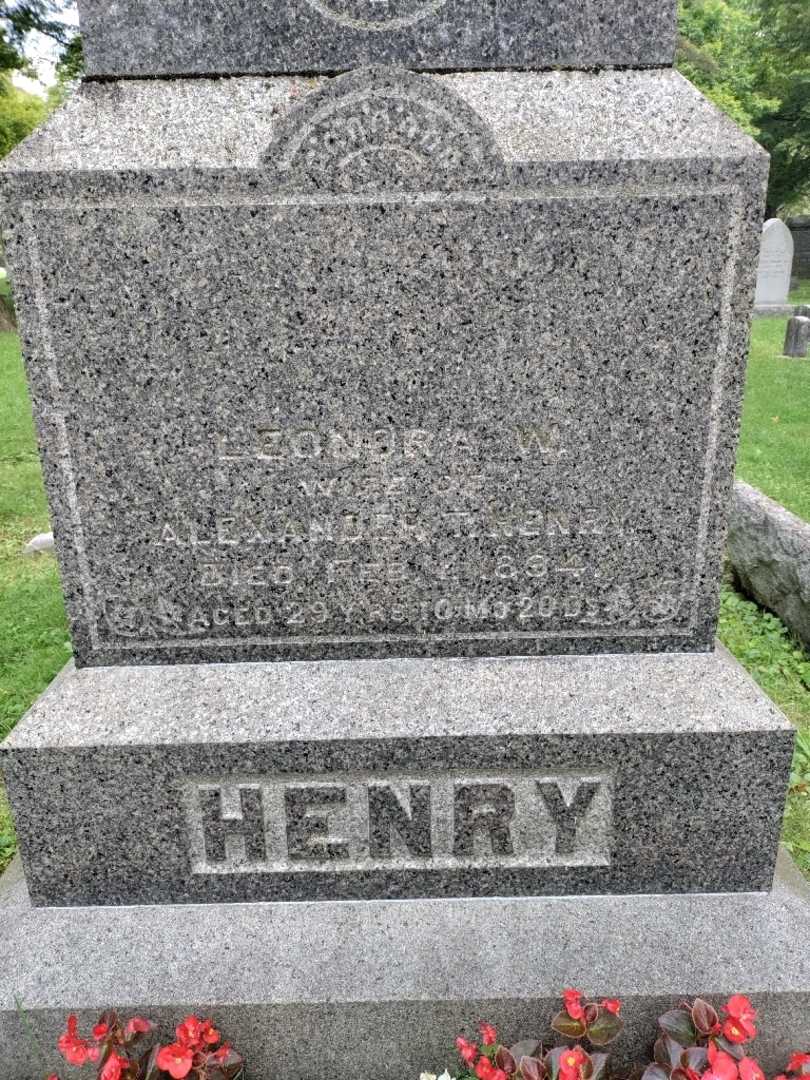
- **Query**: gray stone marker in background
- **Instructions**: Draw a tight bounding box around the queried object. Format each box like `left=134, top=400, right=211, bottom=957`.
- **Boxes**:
left=76, top=0, right=677, bottom=75
left=1, top=0, right=807, bottom=1077
left=755, top=218, right=794, bottom=309
left=784, top=315, right=810, bottom=358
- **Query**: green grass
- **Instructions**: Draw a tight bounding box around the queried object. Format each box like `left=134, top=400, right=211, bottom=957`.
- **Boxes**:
left=0, top=331, right=70, bottom=873
left=737, top=317, right=810, bottom=522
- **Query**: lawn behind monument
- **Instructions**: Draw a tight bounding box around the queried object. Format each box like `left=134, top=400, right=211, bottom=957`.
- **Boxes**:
left=1, top=308, right=810, bottom=876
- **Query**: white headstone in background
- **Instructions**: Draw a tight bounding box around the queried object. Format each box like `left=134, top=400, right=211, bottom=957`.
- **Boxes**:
left=755, top=218, right=794, bottom=306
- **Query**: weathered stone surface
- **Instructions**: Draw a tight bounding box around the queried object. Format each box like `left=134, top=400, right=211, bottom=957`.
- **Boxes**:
left=755, top=219, right=794, bottom=308
left=2, top=847, right=810, bottom=1080
left=75, top=0, right=677, bottom=77
left=784, top=316, right=810, bottom=358
left=728, top=481, right=810, bottom=648
left=1, top=648, right=793, bottom=906
left=1, top=69, right=767, bottom=666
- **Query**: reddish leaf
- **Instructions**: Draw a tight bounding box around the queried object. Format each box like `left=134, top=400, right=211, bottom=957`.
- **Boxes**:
left=683, top=1048, right=709, bottom=1072
left=512, top=1041, right=543, bottom=1062
left=580, top=1050, right=596, bottom=1080
left=520, top=1057, right=547, bottom=1080
left=715, top=1038, right=746, bottom=1062
left=587, top=1007, right=624, bottom=1047
left=661, top=1036, right=685, bottom=1069
left=138, top=1046, right=163, bottom=1080
left=545, top=1045, right=568, bottom=1080
left=692, top=1000, right=720, bottom=1036
left=496, top=1047, right=518, bottom=1076
left=655, top=1038, right=673, bottom=1069
left=643, top=1066, right=671, bottom=1080
left=584, top=1004, right=599, bottom=1026
left=659, top=1011, right=697, bottom=1046
left=551, top=1011, right=587, bottom=1040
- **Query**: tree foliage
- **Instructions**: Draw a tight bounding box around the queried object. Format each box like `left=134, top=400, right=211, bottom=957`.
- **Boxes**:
left=0, top=71, right=44, bottom=156
left=677, top=0, right=810, bottom=213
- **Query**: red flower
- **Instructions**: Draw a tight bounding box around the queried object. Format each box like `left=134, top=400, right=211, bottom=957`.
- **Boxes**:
left=92, top=1021, right=110, bottom=1041
left=46, top=1075, right=61, bottom=1080
left=601, top=999, right=622, bottom=1015
left=200, top=1019, right=220, bottom=1045
left=560, top=1045, right=589, bottom=1080
left=214, top=1043, right=233, bottom=1063
left=723, top=1020, right=751, bottom=1045
left=706, top=1043, right=739, bottom=1080
left=739, top=1059, right=765, bottom=1080
left=789, top=1056, right=810, bottom=1073
left=157, top=1043, right=195, bottom=1079
left=723, top=997, right=757, bottom=1040
left=479, top=1022, right=498, bottom=1046
left=175, top=1016, right=204, bottom=1049
left=477, top=1058, right=496, bottom=1080
left=99, top=1052, right=128, bottom=1080
left=456, top=1037, right=479, bottom=1066
left=57, top=1016, right=99, bottom=1067
left=563, top=989, right=585, bottom=1021
left=124, top=1016, right=153, bottom=1038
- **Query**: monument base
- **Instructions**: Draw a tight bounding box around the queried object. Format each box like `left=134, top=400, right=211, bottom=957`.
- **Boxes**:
left=1, top=648, right=793, bottom=905
left=1, top=849, right=810, bottom=1079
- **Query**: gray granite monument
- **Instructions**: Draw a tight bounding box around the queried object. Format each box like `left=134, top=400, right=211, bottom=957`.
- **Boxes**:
left=1, top=2, right=809, bottom=1078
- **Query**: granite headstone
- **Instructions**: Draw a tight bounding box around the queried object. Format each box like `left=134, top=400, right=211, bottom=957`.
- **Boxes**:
left=784, top=316, right=810, bottom=358
left=1, top=67, right=766, bottom=667
left=0, top=0, right=806, bottom=1075
left=755, top=218, right=794, bottom=308
left=76, top=0, right=677, bottom=76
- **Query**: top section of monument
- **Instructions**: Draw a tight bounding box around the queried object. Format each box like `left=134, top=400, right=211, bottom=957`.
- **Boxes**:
left=76, top=0, right=677, bottom=77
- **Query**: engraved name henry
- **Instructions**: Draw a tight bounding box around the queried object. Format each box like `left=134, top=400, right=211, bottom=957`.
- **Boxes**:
left=185, top=771, right=613, bottom=875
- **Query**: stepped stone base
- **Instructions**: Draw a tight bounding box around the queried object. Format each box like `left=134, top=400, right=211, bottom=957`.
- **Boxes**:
left=1, top=849, right=810, bottom=1079
left=1, top=648, right=793, bottom=905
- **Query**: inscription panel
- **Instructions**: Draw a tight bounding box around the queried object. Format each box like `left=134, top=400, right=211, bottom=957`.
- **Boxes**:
left=29, top=187, right=737, bottom=662
left=184, top=770, right=614, bottom=876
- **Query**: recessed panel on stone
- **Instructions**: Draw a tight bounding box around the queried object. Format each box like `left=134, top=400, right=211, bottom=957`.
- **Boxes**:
left=76, top=0, right=677, bottom=76
left=1, top=68, right=766, bottom=666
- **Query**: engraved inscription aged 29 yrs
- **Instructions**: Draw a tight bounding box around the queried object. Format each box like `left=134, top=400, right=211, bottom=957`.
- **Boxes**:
left=18, top=69, right=744, bottom=664
left=184, top=771, right=613, bottom=876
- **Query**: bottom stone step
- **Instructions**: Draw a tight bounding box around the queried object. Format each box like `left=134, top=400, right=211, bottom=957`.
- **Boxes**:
left=1, top=850, right=810, bottom=1080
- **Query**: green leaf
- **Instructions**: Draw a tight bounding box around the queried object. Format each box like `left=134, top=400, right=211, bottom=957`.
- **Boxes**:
left=586, top=1007, right=624, bottom=1047
left=659, top=1010, right=697, bottom=1046
left=550, top=1011, right=587, bottom=1040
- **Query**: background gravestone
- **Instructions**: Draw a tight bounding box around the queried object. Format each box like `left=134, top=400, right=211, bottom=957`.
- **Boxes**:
left=755, top=218, right=795, bottom=308
left=1, top=2, right=809, bottom=1079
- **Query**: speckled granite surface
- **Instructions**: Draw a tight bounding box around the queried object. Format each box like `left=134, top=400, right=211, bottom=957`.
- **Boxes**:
left=0, top=69, right=768, bottom=667
left=75, top=0, right=677, bottom=76
left=1, top=648, right=792, bottom=906
left=2, top=848, right=810, bottom=1080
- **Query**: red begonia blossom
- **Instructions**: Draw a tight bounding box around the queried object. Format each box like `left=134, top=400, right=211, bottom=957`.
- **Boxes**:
left=99, top=1051, right=128, bottom=1080
left=456, top=1036, right=479, bottom=1065
left=723, top=997, right=757, bottom=1040
left=705, top=1042, right=739, bottom=1080
left=175, top=1016, right=204, bottom=1049
left=156, top=1042, right=195, bottom=1079
left=739, top=1059, right=765, bottom=1080
left=563, top=989, right=585, bottom=1021
left=560, top=1045, right=589, bottom=1080
left=601, top=999, right=622, bottom=1015
left=200, top=1019, right=220, bottom=1045
left=479, top=1022, right=498, bottom=1046
left=124, top=1016, right=153, bottom=1038
left=789, top=1055, right=810, bottom=1073
left=57, top=1016, right=100, bottom=1067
